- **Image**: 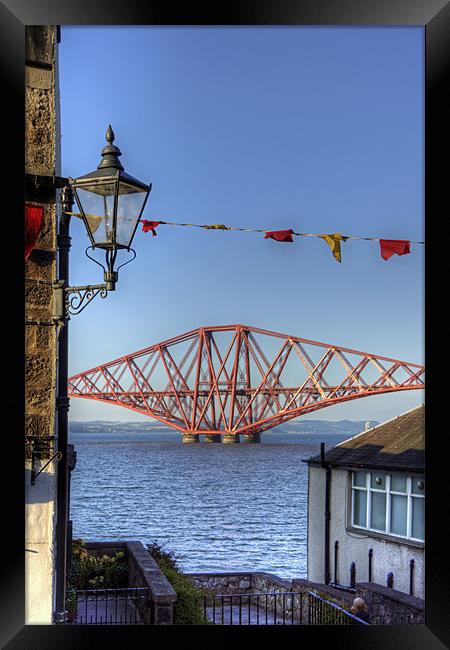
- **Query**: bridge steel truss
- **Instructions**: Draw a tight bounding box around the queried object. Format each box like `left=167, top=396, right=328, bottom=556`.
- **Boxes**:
left=68, top=325, right=425, bottom=438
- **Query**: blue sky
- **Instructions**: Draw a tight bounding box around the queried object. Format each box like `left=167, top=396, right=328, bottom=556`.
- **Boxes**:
left=60, top=26, right=424, bottom=424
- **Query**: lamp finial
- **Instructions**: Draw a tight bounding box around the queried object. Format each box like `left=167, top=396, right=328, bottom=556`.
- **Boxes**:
left=106, top=124, right=115, bottom=144
left=97, top=124, right=124, bottom=171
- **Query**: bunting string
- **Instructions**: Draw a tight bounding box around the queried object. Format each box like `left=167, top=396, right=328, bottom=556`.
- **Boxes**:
left=63, top=211, right=424, bottom=263
left=140, top=219, right=424, bottom=244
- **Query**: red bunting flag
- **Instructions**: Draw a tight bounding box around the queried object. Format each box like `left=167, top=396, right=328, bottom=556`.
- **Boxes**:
left=141, top=220, right=161, bottom=236
left=264, top=229, right=294, bottom=243
left=25, top=204, right=45, bottom=259
left=379, top=239, right=410, bottom=261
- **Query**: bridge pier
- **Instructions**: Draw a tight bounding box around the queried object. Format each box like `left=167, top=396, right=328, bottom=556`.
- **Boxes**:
left=204, top=434, right=222, bottom=443
left=242, top=432, right=261, bottom=443
left=182, top=433, right=200, bottom=444
left=222, top=433, right=240, bottom=444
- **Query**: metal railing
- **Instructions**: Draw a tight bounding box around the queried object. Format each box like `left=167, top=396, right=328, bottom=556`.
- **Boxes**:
left=73, top=587, right=153, bottom=624
left=307, top=591, right=369, bottom=625
left=195, top=592, right=303, bottom=625
left=195, top=591, right=369, bottom=625
left=72, top=587, right=370, bottom=625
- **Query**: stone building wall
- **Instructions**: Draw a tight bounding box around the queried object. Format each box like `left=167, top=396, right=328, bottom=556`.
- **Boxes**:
left=25, top=25, right=60, bottom=624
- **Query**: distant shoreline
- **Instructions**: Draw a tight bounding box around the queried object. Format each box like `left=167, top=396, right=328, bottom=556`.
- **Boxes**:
left=69, top=419, right=379, bottom=435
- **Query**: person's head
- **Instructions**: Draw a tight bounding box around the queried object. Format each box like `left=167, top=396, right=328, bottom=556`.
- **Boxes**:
left=351, top=597, right=368, bottom=613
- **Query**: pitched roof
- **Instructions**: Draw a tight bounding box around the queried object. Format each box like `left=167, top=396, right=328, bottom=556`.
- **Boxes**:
left=306, top=404, right=424, bottom=472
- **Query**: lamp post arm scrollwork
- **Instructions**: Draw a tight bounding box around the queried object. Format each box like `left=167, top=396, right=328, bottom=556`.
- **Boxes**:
left=65, top=284, right=109, bottom=317
left=53, top=281, right=109, bottom=320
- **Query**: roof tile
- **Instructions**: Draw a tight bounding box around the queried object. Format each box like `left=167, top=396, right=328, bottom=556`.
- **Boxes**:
left=307, top=405, right=424, bottom=471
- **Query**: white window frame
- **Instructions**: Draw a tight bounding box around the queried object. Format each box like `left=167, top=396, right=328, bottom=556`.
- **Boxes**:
left=351, top=471, right=424, bottom=542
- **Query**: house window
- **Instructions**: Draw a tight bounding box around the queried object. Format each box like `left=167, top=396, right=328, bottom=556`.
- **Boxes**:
left=351, top=471, right=424, bottom=542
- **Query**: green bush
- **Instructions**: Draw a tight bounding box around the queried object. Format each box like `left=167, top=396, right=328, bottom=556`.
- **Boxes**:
left=65, top=540, right=128, bottom=621
left=68, top=539, right=128, bottom=590
left=147, top=541, right=211, bottom=625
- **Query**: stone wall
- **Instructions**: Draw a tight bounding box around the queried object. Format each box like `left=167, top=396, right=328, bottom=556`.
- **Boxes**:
left=251, top=573, right=301, bottom=620
left=187, top=571, right=356, bottom=610
left=185, top=572, right=424, bottom=624
left=25, top=23, right=59, bottom=446
left=186, top=571, right=301, bottom=620
left=85, top=541, right=177, bottom=624
left=292, top=578, right=425, bottom=625
left=185, top=573, right=362, bottom=624
left=185, top=572, right=254, bottom=593
left=25, top=25, right=60, bottom=625
left=127, top=541, right=177, bottom=624
left=292, top=578, right=355, bottom=608
left=356, top=582, right=425, bottom=625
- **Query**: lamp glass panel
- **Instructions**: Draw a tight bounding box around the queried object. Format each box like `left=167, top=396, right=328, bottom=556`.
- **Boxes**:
left=116, top=182, right=148, bottom=247
left=75, top=182, right=116, bottom=247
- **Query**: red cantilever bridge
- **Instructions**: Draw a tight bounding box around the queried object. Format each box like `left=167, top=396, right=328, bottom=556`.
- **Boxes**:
left=68, top=324, right=425, bottom=443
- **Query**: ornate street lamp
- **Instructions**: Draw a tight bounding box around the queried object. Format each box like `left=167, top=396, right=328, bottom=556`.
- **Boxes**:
left=69, top=124, right=151, bottom=292
left=52, top=126, right=152, bottom=321
left=45, top=126, right=150, bottom=623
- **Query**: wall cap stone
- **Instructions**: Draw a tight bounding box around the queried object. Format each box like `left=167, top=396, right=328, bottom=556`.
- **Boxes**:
left=126, top=541, right=177, bottom=604
left=356, top=582, right=425, bottom=610
left=292, top=579, right=355, bottom=605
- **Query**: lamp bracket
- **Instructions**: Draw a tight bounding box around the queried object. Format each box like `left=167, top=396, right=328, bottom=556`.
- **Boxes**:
left=52, top=281, right=109, bottom=320
left=26, top=174, right=70, bottom=203
left=26, top=173, right=69, bottom=188
left=26, top=436, right=61, bottom=486
left=31, top=450, right=62, bottom=486
left=64, top=284, right=109, bottom=317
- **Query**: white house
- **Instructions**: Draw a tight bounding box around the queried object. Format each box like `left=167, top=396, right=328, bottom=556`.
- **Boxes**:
left=305, top=405, right=424, bottom=599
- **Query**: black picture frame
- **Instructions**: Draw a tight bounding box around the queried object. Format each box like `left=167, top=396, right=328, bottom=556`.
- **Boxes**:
left=4, top=0, right=448, bottom=647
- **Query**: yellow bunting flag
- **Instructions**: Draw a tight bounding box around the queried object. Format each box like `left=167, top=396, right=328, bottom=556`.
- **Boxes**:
left=201, top=223, right=231, bottom=230
left=85, top=214, right=103, bottom=234
left=63, top=211, right=103, bottom=234
left=320, top=233, right=348, bottom=263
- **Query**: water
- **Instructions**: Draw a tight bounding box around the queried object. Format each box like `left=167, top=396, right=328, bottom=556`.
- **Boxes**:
left=69, top=429, right=349, bottom=579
